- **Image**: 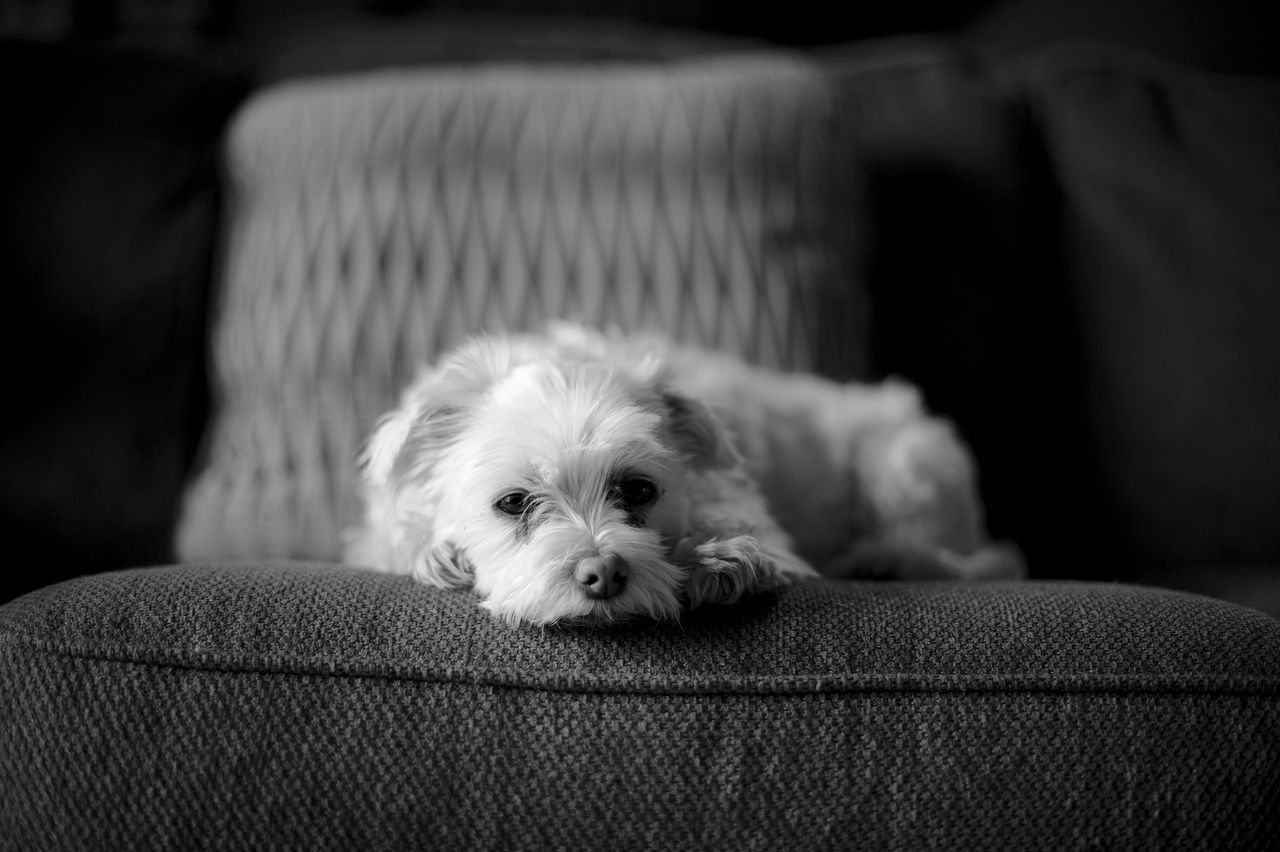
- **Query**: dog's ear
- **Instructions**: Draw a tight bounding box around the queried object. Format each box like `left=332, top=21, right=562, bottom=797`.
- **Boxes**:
left=360, top=340, right=511, bottom=489
left=360, top=397, right=466, bottom=491
left=660, top=389, right=742, bottom=469
left=361, top=407, right=416, bottom=488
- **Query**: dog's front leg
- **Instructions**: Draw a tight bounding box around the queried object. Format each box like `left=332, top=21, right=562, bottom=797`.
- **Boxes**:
left=675, top=469, right=818, bottom=608
left=679, top=535, right=815, bottom=609
left=683, top=535, right=780, bottom=608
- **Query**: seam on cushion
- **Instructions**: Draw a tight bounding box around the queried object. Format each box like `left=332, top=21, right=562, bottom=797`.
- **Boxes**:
left=4, top=634, right=1278, bottom=698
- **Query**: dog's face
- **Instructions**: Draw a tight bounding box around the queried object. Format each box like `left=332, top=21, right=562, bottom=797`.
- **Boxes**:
left=363, top=340, right=736, bottom=626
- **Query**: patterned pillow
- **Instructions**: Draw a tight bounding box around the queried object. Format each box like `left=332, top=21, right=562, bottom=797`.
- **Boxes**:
left=177, top=54, right=864, bottom=561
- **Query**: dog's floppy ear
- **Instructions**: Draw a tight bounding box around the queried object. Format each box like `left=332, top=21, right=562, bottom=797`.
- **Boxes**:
left=360, top=340, right=510, bottom=489
left=660, top=389, right=742, bottom=469
left=359, top=391, right=466, bottom=491
left=361, top=407, right=416, bottom=488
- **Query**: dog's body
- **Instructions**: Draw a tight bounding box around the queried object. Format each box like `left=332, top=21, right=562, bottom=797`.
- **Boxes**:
left=346, top=324, right=1022, bottom=626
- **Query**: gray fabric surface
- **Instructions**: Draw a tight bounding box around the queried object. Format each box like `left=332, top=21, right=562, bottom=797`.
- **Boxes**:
left=3, top=563, right=1278, bottom=850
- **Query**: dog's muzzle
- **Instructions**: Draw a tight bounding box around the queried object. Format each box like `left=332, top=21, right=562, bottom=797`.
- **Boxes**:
left=575, top=553, right=629, bottom=600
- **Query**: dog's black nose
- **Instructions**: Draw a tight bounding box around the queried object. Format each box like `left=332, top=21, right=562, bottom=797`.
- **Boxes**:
left=575, top=553, right=629, bottom=599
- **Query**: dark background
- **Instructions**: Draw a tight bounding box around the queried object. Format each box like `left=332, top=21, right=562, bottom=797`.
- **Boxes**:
left=0, top=0, right=1273, bottom=74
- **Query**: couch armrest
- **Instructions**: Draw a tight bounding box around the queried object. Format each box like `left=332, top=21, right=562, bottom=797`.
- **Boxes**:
left=3, top=563, right=1277, bottom=849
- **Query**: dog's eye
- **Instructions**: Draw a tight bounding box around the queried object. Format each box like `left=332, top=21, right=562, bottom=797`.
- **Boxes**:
left=617, top=478, right=658, bottom=508
left=495, top=491, right=532, bottom=516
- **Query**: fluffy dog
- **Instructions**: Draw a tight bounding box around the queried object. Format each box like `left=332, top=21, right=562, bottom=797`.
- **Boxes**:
left=345, top=324, right=1022, bottom=626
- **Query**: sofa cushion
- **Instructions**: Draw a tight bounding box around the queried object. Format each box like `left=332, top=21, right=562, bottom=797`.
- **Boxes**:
left=177, top=52, right=864, bottom=562
left=0, top=41, right=245, bottom=602
left=1028, top=45, right=1280, bottom=574
left=2, top=564, right=1278, bottom=848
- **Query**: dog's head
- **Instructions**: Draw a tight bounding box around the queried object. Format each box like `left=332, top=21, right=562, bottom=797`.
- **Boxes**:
left=359, top=337, right=739, bottom=626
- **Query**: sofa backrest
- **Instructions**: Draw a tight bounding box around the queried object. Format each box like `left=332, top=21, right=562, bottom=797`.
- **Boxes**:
left=827, top=39, right=1280, bottom=579
left=0, top=41, right=245, bottom=601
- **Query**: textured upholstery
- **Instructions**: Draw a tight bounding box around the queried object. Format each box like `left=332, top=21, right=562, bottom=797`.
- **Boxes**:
left=177, top=55, right=863, bottom=563
left=3, top=564, right=1278, bottom=850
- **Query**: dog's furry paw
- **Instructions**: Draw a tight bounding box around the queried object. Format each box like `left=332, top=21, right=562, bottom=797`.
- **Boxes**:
left=937, top=542, right=1027, bottom=580
left=681, top=535, right=785, bottom=608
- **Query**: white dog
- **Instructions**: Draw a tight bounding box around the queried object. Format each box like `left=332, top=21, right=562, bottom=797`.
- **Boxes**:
left=345, top=324, right=1022, bottom=626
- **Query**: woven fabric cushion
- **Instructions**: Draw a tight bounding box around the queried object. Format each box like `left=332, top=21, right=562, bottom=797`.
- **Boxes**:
left=3, top=565, right=1278, bottom=848
left=178, top=54, right=863, bottom=561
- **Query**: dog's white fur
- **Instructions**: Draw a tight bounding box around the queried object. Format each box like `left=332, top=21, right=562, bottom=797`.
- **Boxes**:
left=345, top=324, right=1022, bottom=626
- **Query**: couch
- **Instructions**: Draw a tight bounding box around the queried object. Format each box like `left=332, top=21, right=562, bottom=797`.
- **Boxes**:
left=2, top=17, right=1278, bottom=850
